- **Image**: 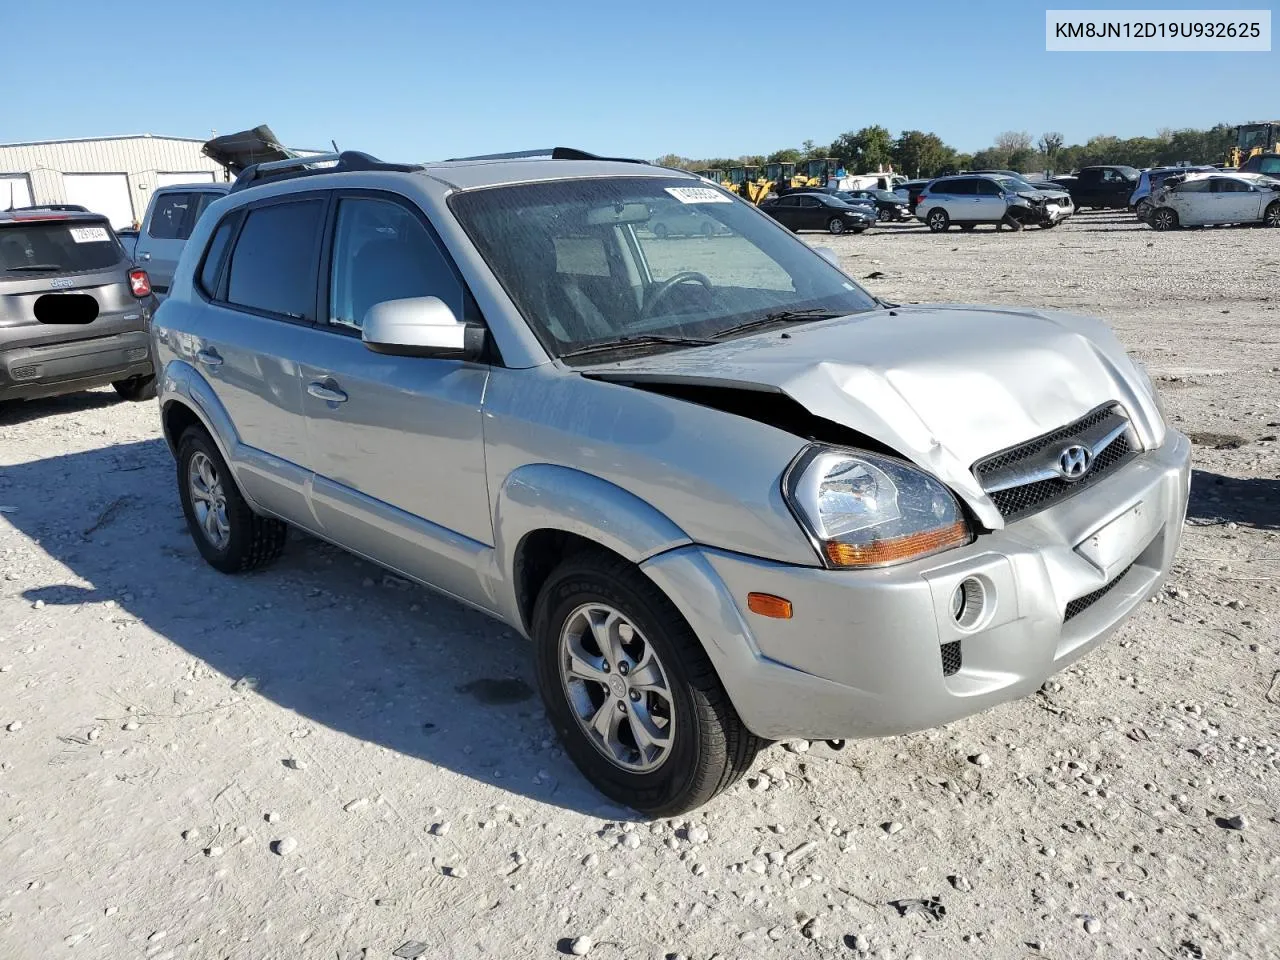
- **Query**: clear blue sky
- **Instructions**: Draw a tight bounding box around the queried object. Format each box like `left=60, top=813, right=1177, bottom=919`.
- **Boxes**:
left=6, top=0, right=1276, bottom=161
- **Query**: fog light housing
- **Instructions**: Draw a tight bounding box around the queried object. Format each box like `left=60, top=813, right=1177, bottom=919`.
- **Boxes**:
left=950, top=577, right=987, bottom=631
left=126, top=347, right=148, bottom=362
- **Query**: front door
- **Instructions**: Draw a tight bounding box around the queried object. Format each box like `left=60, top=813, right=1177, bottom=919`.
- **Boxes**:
left=972, top=178, right=1007, bottom=221
left=296, top=192, right=493, bottom=608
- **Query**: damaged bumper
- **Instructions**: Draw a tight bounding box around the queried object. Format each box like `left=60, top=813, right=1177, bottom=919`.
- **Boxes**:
left=641, top=430, right=1190, bottom=742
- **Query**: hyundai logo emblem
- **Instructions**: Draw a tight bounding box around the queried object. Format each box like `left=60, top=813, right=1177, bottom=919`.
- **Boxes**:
left=1057, top=444, right=1093, bottom=481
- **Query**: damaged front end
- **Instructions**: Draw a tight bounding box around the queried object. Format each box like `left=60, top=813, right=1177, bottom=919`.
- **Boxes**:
left=1007, top=191, right=1067, bottom=227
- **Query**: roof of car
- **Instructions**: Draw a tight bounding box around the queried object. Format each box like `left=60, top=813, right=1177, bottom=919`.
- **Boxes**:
left=0, top=207, right=114, bottom=224
left=226, top=148, right=698, bottom=197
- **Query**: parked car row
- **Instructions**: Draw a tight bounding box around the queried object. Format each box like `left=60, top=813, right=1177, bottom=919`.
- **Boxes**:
left=914, top=173, right=1074, bottom=232
left=1144, top=171, right=1280, bottom=230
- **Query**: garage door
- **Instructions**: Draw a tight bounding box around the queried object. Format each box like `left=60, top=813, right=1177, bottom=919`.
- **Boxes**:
left=63, top=173, right=134, bottom=229
left=1, top=174, right=33, bottom=210
left=157, top=171, right=216, bottom=187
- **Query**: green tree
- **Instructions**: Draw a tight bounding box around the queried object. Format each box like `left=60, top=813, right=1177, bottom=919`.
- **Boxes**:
left=1037, top=132, right=1064, bottom=173
left=654, top=153, right=694, bottom=170
left=892, top=130, right=953, bottom=178
left=767, top=148, right=802, bottom=164
left=829, top=125, right=895, bottom=171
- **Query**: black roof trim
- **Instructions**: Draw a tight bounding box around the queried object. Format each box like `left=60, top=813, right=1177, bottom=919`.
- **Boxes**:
left=444, top=147, right=647, bottom=165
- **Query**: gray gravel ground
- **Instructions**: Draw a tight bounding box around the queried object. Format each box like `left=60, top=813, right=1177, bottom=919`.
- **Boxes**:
left=1, top=209, right=1277, bottom=960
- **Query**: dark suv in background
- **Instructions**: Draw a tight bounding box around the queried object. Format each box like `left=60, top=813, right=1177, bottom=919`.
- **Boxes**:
left=1, top=208, right=158, bottom=404
left=1065, top=165, right=1140, bottom=210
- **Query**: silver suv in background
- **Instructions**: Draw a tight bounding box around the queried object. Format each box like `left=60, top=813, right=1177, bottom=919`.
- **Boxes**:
left=153, top=149, right=1188, bottom=815
left=1, top=208, right=158, bottom=404
left=134, top=183, right=229, bottom=295
left=916, top=174, right=1070, bottom=232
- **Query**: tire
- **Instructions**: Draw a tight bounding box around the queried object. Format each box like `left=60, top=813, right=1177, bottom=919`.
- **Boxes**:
left=852, top=226, right=867, bottom=234
left=926, top=208, right=949, bottom=232
left=1135, top=199, right=1151, bottom=221
left=1002, top=214, right=1024, bottom=232
left=652, top=223, right=669, bottom=240
left=177, top=426, right=287, bottom=574
left=1265, top=202, right=1280, bottom=228
left=1150, top=208, right=1179, bottom=231
left=112, top=375, right=156, bottom=402
left=826, top=217, right=846, bottom=235
left=876, top=208, right=891, bottom=222
left=1039, top=220, right=1058, bottom=229
left=532, top=550, right=763, bottom=816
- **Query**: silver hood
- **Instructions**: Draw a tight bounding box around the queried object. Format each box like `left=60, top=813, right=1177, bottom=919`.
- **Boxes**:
left=582, top=304, right=1165, bottom=528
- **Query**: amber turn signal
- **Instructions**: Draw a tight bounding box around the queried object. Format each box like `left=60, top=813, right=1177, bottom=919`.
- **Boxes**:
left=747, top=592, right=793, bottom=619
left=824, top=522, right=971, bottom=568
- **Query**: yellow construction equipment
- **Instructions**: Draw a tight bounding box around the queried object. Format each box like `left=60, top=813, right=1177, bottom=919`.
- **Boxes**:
left=802, top=158, right=844, bottom=187
left=1227, top=121, right=1280, bottom=167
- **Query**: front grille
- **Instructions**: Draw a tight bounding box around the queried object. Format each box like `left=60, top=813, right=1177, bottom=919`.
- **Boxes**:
left=974, top=405, right=1137, bottom=522
left=940, top=641, right=962, bottom=676
left=1064, top=563, right=1134, bottom=622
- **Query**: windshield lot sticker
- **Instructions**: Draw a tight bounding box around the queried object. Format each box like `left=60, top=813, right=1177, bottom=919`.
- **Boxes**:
left=665, top=187, right=733, bottom=204
left=69, top=226, right=110, bottom=244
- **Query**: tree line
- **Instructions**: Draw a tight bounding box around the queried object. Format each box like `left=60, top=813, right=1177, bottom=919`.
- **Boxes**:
left=656, top=124, right=1236, bottom=179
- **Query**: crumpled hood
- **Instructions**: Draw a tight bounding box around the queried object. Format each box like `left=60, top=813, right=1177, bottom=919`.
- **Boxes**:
left=583, top=304, right=1164, bottom=526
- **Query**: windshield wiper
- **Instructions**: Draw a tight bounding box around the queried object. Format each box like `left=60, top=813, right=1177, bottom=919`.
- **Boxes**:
left=559, top=333, right=718, bottom=361
left=5, top=264, right=64, bottom=272
left=713, top=308, right=842, bottom=340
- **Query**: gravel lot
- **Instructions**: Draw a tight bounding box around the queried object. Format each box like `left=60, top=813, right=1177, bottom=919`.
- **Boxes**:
left=1, top=210, right=1278, bottom=960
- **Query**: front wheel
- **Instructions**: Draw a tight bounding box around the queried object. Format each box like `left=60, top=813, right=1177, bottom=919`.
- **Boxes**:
left=926, top=209, right=950, bottom=232
left=532, top=551, right=762, bottom=816
left=876, top=208, right=892, bottom=222
left=1264, top=201, right=1280, bottom=228
left=652, top=223, right=669, bottom=240
left=112, top=375, right=156, bottom=402
left=1135, top=199, right=1152, bottom=221
left=1039, top=220, right=1058, bottom=229
left=826, top=217, right=846, bottom=235
left=1150, top=208, right=1179, bottom=231
left=177, top=427, right=287, bottom=574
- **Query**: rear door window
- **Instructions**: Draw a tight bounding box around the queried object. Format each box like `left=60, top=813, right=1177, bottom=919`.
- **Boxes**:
left=0, top=219, right=123, bottom=275
left=197, top=214, right=237, bottom=297
left=225, top=199, right=325, bottom=319
left=148, top=193, right=193, bottom=240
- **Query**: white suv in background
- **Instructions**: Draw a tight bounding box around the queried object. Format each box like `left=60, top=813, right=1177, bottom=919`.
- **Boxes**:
left=133, top=183, right=229, bottom=295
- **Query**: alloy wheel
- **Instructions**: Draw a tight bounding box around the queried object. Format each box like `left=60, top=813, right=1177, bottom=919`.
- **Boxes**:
left=559, top=603, right=675, bottom=773
left=188, top=451, right=231, bottom=550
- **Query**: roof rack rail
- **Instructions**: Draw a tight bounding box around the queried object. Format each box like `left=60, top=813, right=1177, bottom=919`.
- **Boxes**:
left=444, top=146, right=647, bottom=165
left=230, top=150, right=423, bottom=193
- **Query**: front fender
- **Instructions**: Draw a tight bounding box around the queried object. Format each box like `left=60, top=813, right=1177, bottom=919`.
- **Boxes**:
left=488, top=463, right=692, bottom=630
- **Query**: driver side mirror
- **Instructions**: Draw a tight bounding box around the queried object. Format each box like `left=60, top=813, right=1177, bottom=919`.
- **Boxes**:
left=361, top=296, right=485, bottom=362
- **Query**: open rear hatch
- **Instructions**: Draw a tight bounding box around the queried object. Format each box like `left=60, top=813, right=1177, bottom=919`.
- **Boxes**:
left=202, top=125, right=298, bottom=175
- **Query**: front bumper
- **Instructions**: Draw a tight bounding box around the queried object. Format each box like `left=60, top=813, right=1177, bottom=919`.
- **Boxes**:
left=642, top=430, right=1191, bottom=741
left=0, top=329, right=153, bottom=401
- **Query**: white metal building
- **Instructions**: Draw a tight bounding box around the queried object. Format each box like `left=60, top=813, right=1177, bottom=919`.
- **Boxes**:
left=0, top=135, right=229, bottom=229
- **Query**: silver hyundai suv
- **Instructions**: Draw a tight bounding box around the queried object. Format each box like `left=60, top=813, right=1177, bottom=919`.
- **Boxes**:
left=152, top=148, right=1190, bottom=815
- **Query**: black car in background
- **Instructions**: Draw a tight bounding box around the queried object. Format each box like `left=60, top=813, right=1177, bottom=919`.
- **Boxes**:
left=901, top=179, right=931, bottom=213
left=759, top=193, right=875, bottom=234
left=1064, top=165, right=1140, bottom=209
left=1237, top=152, right=1280, bottom=179
left=841, top=188, right=911, bottom=221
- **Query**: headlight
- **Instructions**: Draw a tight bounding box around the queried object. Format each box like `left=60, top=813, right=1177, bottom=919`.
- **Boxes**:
left=783, top=446, right=971, bottom=568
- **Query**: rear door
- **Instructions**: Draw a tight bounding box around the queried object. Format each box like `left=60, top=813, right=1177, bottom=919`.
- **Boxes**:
left=944, top=178, right=978, bottom=220
left=187, top=195, right=324, bottom=522
left=768, top=196, right=801, bottom=229
left=1074, top=169, right=1101, bottom=206
left=796, top=195, right=825, bottom=229
left=1208, top=177, right=1263, bottom=222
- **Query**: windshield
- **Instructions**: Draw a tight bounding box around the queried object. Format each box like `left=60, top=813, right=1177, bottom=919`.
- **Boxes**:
left=0, top=219, right=123, bottom=275
left=451, top=177, right=878, bottom=361
left=992, top=176, right=1027, bottom=192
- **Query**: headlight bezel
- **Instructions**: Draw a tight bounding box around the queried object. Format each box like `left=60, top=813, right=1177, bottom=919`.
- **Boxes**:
left=782, top=444, right=973, bottom=570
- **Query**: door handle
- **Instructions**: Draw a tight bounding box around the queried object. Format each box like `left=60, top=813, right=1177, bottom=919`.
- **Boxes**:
left=307, top=381, right=348, bottom=403
left=196, top=348, right=223, bottom=368
left=139, top=252, right=151, bottom=260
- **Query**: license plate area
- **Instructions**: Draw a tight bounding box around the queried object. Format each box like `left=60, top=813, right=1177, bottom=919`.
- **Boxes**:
left=1074, top=500, right=1158, bottom=578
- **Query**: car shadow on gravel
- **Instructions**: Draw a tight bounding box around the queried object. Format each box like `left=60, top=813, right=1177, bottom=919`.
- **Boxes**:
left=1187, top=468, right=1280, bottom=530
left=6, top=439, right=630, bottom=818
left=0, top=390, right=123, bottom=426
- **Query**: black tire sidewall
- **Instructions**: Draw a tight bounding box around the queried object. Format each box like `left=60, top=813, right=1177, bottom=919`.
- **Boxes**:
left=177, top=429, right=250, bottom=573
left=532, top=564, right=708, bottom=813
left=112, top=375, right=156, bottom=402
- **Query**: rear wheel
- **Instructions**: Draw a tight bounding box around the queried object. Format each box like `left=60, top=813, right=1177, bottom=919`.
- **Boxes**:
left=926, top=209, right=950, bottom=232
left=177, top=427, right=287, bottom=574
left=112, top=375, right=156, bottom=402
left=652, top=223, right=669, bottom=240
left=1264, top=201, right=1280, bottom=228
left=1151, top=208, right=1179, bottom=231
left=826, top=217, right=846, bottom=235
left=533, top=551, right=762, bottom=816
